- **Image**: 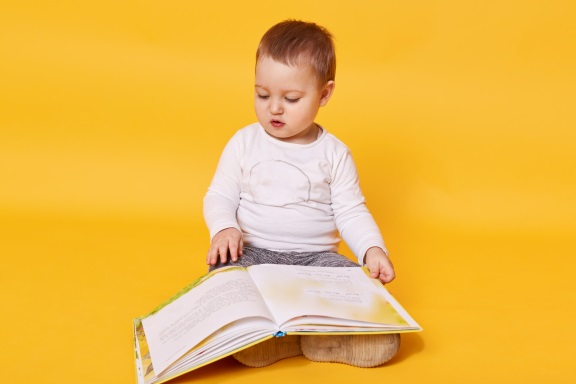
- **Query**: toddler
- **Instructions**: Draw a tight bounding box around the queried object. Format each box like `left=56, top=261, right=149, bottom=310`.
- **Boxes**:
left=204, top=20, right=399, bottom=368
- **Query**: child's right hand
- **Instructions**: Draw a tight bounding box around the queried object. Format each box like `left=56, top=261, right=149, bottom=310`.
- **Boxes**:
left=207, top=228, right=243, bottom=266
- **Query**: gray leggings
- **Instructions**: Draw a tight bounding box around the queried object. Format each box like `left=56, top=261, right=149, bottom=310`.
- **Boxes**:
left=209, top=245, right=359, bottom=271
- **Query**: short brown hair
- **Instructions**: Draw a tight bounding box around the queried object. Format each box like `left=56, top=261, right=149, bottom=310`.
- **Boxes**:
left=256, top=20, right=336, bottom=85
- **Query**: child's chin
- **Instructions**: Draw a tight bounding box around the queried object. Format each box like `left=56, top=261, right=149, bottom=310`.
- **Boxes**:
left=263, top=128, right=284, bottom=139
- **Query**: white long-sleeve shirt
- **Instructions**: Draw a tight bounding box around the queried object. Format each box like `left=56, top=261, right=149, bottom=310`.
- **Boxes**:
left=203, top=123, right=387, bottom=264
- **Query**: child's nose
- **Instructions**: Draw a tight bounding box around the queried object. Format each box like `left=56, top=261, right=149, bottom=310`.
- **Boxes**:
left=270, top=99, right=283, bottom=114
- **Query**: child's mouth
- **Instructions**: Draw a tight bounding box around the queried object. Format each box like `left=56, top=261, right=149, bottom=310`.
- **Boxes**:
left=270, top=120, right=285, bottom=128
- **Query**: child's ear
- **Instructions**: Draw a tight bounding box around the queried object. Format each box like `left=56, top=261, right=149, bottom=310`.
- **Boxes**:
left=319, top=81, right=335, bottom=106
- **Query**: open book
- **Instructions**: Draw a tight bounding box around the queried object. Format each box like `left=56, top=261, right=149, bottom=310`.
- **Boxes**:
left=133, top=264, right=421, bottom=384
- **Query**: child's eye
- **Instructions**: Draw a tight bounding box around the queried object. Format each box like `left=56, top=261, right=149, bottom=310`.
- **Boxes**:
left=257, top=94, right=270, bottom=100
left=285, top=97, right=300, bottom=103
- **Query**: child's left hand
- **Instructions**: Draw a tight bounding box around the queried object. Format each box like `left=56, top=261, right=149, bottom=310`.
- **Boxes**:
left=364, top=247, right=395, bottom=284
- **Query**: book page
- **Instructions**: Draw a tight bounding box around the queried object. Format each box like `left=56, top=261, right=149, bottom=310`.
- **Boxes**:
left=150, top=319, right=276, bottom=383
left=141, top=267, right=276, bottom=375
left=247, top=265, right=414, bottom=330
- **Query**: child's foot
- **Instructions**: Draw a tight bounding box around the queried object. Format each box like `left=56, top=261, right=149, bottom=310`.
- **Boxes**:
left=301, top=333, right=400, bottom=368
left=233, top=335, right=303, bottom=367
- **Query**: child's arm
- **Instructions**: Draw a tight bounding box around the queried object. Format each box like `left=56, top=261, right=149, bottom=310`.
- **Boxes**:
left=204, top=131, right=244, bottom=265
left=206, top=227, right=243, bottom=266
left=330, top=149, right=389, bottom=266
left=364, top=246, right=395, bottom=284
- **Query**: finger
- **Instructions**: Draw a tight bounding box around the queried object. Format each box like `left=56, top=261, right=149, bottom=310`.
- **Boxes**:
left=239, top=237, right=244, bottom=256
left=379, top=262, right=396, bottom=284
left=207, top=245, right=218, bottom=265
left=367, top=260, right=380, bottom=279
left=379, top=271, right=395, bottom=284
left=229, top=242, right=239, bottom=262
left=218, top=244, right=229, bottom=264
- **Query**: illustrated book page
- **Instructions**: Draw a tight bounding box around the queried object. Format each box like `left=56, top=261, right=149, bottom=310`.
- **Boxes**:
left=247, top=264, right=421, bottom=332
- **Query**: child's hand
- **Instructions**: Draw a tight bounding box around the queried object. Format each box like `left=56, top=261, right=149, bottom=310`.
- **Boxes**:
left=364, top=247, right=395, bottom=284
left=207, top=228, right=243, bottom=266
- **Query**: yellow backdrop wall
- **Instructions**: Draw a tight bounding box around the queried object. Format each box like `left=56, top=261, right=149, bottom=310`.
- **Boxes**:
left=1, top=1, right=575, bottom=383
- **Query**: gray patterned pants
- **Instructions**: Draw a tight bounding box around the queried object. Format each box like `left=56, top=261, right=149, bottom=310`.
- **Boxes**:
left=209, top=245, right=359, bottom=271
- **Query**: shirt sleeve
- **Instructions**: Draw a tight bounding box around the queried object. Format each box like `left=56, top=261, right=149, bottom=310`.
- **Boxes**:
left=203, top=133, right=243, bottom=241
left=330, top=148, right=388, bottom=264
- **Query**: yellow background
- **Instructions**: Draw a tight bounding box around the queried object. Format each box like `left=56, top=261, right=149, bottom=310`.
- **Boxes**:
left=1, top=1, right=575, bottom=383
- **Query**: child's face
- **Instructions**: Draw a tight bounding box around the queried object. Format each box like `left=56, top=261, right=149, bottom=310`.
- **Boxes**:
left=254, top=56, right=334, bottom=144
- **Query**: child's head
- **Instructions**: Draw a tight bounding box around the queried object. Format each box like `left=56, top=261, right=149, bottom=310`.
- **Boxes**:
left=256, top=20, right=336, bottom=87
left=254, top=20, right=336, bottom=144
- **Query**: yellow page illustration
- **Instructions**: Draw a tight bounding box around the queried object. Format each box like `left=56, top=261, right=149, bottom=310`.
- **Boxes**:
left=247, top=265, right=415, bottom=330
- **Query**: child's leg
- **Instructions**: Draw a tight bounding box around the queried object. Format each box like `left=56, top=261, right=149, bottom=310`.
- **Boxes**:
left=210, top=246, right=359, bottom=270
left=301, top=252, right=401, bottom=367
left=232, top=335, right=302, bottom=368
left=302, top=251, right=359, bottom=267
left=301, top=334, right=400, bottom=367
left=208, top=246, right=298, bottom=271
